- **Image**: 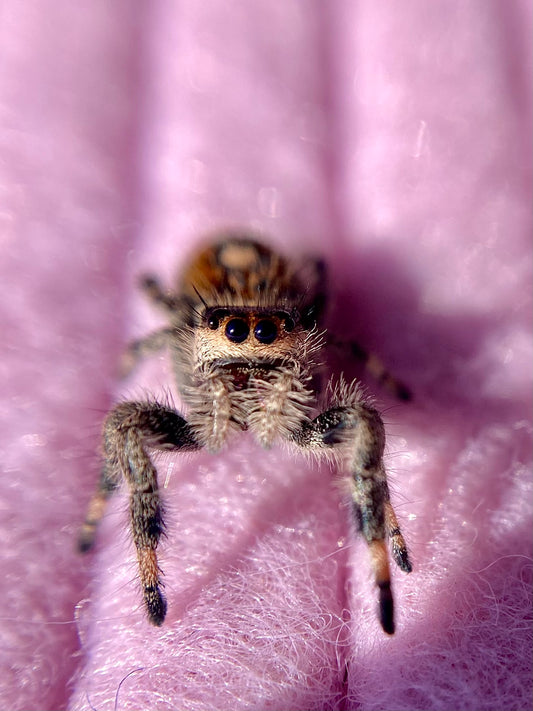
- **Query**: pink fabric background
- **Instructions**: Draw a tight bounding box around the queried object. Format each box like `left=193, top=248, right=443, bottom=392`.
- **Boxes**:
left=1, top=2, right=531, bottom=710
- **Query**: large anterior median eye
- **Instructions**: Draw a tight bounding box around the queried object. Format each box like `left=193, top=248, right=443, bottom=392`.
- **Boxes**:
left=254, top=319, right=277, bottom=344
left=225, top=318, right=249, bottom=343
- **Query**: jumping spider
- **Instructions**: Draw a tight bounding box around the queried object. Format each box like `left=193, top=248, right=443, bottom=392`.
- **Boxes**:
left=79, top=234, right=412, bottom=634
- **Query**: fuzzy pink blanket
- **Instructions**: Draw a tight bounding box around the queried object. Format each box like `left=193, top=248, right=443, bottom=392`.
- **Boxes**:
left=1, top=2, right=531, bottom=710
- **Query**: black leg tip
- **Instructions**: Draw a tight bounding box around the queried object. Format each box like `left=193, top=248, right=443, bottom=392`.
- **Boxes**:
left=77, top=529, right=95, bottom=554
left=379, top=584, right=395, bottom=635
left=144, top=585, right=167, bottom=626
left=139, top=274, right=158, bottom=290
left=395, top=548, right=413, bottom=574
left=396, top=383, right=413, bottom=402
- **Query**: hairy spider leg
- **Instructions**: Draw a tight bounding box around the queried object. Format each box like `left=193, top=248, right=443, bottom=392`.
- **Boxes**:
left=290, top=402, right=412, bottom=635
left=81, top=401, right=199, bottom=625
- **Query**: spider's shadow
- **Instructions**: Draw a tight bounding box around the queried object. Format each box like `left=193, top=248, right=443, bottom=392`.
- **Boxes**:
left=324, top=242, right=505, bottom=408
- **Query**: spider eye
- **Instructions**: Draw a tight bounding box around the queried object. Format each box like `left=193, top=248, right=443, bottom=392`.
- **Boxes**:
left=254, top=319, right=277, bottom=344
left=207, top=314, right=220, bottom=330
left=284, top=316, right=295, bottom=333
left=225, top=318, right=249, bottom=343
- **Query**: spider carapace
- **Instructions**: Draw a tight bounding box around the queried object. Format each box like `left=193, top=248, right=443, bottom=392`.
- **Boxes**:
left=79, top=233, right=412, bottom=634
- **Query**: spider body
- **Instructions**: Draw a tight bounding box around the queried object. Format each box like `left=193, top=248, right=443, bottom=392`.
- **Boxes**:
left=79, top=234, right=412, bottom=634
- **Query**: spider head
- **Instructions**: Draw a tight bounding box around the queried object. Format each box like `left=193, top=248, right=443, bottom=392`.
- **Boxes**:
left=193, top=306, right=309, bottom=377
left=179, top=236, right=326, bottom=383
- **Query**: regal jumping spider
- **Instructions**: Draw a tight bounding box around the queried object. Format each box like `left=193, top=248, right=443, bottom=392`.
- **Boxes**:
left=79, top=234, right=412, bottom=634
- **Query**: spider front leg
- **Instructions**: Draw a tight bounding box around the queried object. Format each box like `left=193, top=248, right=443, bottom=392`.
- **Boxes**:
left=80, top=400, right=200, bottom=625
left=291, top=401, right=412, bottom=635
